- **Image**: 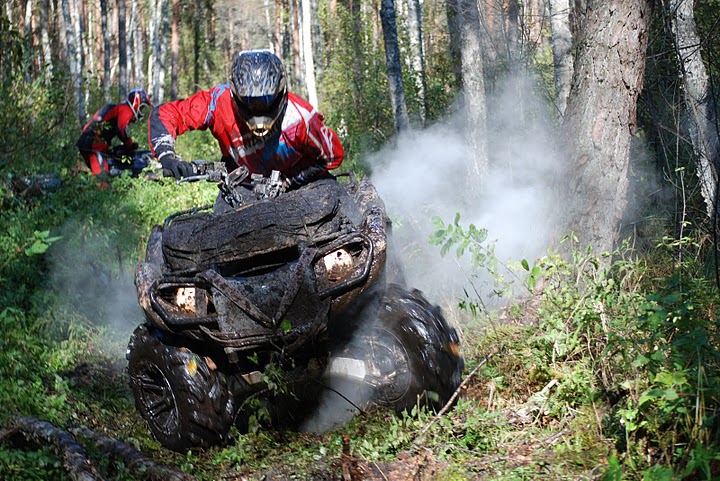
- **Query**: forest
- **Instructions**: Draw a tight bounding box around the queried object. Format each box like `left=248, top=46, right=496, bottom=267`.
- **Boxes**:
left=1, top=0, right=720, bottom=479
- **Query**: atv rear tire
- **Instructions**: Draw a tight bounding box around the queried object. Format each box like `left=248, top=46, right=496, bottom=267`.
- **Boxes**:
left=126, top=325, right=234, bottom=452
left=331, top=284, right=464, bottom=414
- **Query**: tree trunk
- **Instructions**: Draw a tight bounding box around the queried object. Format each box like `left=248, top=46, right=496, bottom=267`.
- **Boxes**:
left=193, top=0, right=201, bottom=90
left=157, top=0, right=169, bottom=102
left=461, top=0, right=488, bottom=195
left=380, top=0, right=410, bottom=133
left=669, top=0, right=719, bottom=220
left=406, top=0, right=427, bottom=125
left=446, top=0, right=462, bottom=88
left=61, top=0, right=84, bottom=125
left=301, top=0, right=318, bottom=107
left=170, top=0, right=179, bottom=99
left=100, top=0, right=111, bottom=99
left=549, top=0, right=572, bottom=116
left=131, top=0, right=144, bottom=88
left=118, top=0, right=127, bottom=97
left=263, top=0, right=273, bottom=50
left=40, top=0, right=52, bottom=82
left=291, top=0, right=301, bottom=90
left=562, top=1, right=652, bottom=258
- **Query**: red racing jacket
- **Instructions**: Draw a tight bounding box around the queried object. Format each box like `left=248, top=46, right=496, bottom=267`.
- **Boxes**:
left=76, top=103, right=136, bottom=152
left=148, top=85, right=344, bottom=182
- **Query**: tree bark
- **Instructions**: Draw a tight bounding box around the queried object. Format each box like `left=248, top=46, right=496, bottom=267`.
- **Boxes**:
left=380, top=0, right=410, bottom=133
left=170, top=0, right=179, bottom=99
left=118, top=0, right=127, bottom=97
left=461, top=0, right=488, bottom=195
left=562, top=1, right=652, bottom=258
left=549, top=0, right=572, bottom=116
left=291, top=0, right=301, bottom=90
left=406, top=0, right=427, bottom=125
left=100, top=0, right=111, bottom=100
left=669, top=0, right=719, bottom=220
left=40, top=0, right=53, bottom=82
left=301, top=0, right=318, bottom=107
left=61, top=0, right=85, bottom=125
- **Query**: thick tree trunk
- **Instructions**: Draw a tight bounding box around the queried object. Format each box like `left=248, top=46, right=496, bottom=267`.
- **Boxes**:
left=669, top=0, right=719, bottom=220
left=461, top=0, right=488, bottom=194
left=549, top=0, right=572, bottom=116
left=380, top=0, right=410, bottom=133
left=562, top=1, right=652, bottom=258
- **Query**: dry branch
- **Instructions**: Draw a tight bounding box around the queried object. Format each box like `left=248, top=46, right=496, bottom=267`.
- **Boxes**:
left=412, top=350, right=496, bottom=444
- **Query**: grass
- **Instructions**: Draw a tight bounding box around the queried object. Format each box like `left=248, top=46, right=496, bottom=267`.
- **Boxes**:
left=1, top=132, right=720, bottom=480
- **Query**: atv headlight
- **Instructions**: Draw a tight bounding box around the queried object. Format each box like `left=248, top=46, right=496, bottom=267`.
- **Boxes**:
left=323, top=249, right=353, bottom=281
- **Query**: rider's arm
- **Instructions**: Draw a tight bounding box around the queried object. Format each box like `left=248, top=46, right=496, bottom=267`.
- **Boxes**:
left=148, top=89, right=214, bottom=162
left=117, top=105, right=137, bottom=149
left=291, top=112, right=344, bottom=185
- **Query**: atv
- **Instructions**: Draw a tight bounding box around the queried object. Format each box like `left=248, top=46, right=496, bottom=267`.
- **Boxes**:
left=126, top=168, right=464, bottom=452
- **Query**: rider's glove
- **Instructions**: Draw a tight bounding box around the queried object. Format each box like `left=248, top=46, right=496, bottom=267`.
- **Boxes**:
left=160, top=154, right=194, bottom=179
left=127, top=141, right=139, bottom=153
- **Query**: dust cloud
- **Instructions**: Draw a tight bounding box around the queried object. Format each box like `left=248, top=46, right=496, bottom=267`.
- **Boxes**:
left=47, top=218, right=144, bottom=354
left=303, top=74, right=566, bottom=433
left=369, top=74, right=565, bottom=308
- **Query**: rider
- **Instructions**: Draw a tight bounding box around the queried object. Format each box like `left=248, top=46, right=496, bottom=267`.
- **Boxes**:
left=148, top=49, right=344, bottom=185
left=77, top=88, right=153, bottom=177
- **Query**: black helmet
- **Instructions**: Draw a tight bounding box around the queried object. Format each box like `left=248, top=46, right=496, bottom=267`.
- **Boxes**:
left=230, top=50, right=288, bottom=137
left=127, top=88, right=153, bottom=121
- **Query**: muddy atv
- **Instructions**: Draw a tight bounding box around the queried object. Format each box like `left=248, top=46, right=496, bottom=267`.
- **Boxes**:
left=127, top=169, right=464, bottom=452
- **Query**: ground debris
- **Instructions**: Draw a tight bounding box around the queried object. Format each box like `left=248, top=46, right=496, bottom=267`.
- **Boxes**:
left=1, top=416, right=103, bottom=481
left=69, top=425, right=197, bottom=481
left=0, top=416, right=196, bottom=481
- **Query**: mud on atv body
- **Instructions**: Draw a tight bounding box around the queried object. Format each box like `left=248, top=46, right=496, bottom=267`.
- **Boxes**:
left=128, top=175, right=464, bottom=452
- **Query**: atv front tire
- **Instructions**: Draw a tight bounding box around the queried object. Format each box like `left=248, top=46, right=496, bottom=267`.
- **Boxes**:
left=126, top=325, right=234, bottom=452
left=330, top=284, right=464, bottom=414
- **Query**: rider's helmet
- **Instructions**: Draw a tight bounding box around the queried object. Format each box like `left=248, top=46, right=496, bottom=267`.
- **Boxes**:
left=126, top=88, right=153, bottom=121
left=229, top=50, right=288, bottom=138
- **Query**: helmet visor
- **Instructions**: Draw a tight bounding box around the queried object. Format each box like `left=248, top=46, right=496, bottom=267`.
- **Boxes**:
left=235, top=93, right=285, bottom=136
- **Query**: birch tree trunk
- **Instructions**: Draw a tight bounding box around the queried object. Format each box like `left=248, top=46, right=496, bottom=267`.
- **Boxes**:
left=461, top=0, right=488, bottom=194
left=263, top=0, right=273, bottom=50
left=61, top=0, right=85, bottom=125
left=71, top=0, right=87, bottom=114
left=100, top=0, right=111, bottom=99
left=669, top=0, right=719, bottom=220
left=301, top=0, right=317, bottom=108
left=156, top=0, right=168, bottom=102
left=118, top=0, right=127, bottom=97
left=23, top=0, right=33, bottom=81
left=406, top=0, right=427, bottom=125
left=562, top=0, right=652, bottom=258
left=380, top=0, right=410, bottom=133
left=40, top=0, right=52, bottom=82
left=549, top=0, right=572, bottom=116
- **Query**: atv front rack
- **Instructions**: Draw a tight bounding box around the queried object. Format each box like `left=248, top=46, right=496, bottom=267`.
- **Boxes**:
left=148, top=233, right=373, bottom=345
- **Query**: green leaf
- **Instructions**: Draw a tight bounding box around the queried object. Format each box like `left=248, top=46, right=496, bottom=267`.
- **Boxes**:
left=25, top=240, right=49, bottom=256
left=280, top=319, right=292, bottom=332
left=521, top=259, right=529, bottom=271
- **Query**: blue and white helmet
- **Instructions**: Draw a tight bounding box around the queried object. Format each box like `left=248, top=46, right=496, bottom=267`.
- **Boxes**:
left=230, top=50, right=288, bottom=138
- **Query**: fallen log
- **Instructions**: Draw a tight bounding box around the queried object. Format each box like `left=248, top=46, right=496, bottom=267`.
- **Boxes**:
left=1, top=416, right=104, bottom=481
left=69, top=426, right=197, bottom=481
